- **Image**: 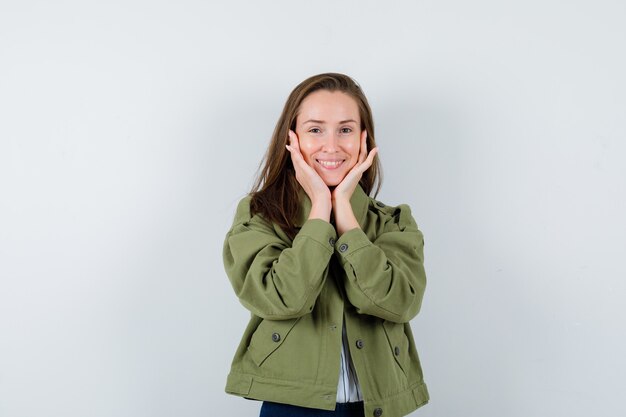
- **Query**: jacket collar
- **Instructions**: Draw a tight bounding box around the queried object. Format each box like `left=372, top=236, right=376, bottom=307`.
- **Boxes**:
left=294, top=184, right=370, bottom=229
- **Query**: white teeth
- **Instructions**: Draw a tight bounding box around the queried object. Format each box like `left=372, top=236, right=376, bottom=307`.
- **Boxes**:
left=318, top=160, right=343, bottom=168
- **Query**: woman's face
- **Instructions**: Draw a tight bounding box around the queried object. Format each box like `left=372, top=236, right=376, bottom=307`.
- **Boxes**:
left=294, top=90, right=364, bottom=187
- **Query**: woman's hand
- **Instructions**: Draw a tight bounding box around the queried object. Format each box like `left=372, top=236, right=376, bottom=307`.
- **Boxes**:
left=332, top=130, right=378, bottom=202
left=332, top=130, right=378, bottom=235
left=286, top=130, right=332, bottom=221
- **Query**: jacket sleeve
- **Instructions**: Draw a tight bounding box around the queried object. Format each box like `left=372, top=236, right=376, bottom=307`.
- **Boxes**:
left=334, top=203, right=426, bottom=323
left=223, top=197, right=337, bottom=320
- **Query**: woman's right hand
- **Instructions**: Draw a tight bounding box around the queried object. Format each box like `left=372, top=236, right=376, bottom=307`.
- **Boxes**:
left=286, top=130, right=332, bottom=221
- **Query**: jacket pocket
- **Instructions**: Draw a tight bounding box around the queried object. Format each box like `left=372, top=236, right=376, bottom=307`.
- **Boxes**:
left=247, top=317, right=301, bottom=367
left=382, top=320, right=410, bottom=378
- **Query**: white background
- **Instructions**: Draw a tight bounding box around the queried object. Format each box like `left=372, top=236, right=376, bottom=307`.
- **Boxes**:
left=1, top=1, right=625, bottom=416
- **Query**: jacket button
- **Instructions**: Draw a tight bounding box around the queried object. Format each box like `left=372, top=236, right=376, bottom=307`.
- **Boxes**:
left=271, top=332, right=281, bottom=342
left=355, top=339, right=364, bottom=349
left=394, top=346, right=400, bottom=356
left=339, top=243, right=348, bottom=253
left=376, top=201, right=385, bottom=208
left=329, top=237, right=335, bottom=246
left=373, top=407, right=383, bottom=416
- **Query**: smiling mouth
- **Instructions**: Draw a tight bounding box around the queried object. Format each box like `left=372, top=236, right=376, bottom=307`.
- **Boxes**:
left=316, top=159, right=345, bottom=169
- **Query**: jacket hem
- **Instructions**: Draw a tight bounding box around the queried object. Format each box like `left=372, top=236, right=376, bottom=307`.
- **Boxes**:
left=226, top=372, right=338, bottom=410
left=226, top=371, right=429, bottom=416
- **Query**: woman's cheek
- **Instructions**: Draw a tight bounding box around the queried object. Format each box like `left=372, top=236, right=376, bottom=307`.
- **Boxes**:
left=299, top=139, right=316, bottom=166
left=300, top=139, right=314, bottom=152
left=345, top=138, right=360, bottom=165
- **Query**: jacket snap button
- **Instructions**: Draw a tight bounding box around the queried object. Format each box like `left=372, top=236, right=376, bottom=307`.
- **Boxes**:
left=339, top=243, right=348, bottom=253
left=271, top=332, right=281, bottom=342
left=373, top=407, right=383, bottom=416
left=394, top=346, right=400, bottom=356
left=355, top=339, right=364, bottom=349
left=329, top=237, right=335, bottom=246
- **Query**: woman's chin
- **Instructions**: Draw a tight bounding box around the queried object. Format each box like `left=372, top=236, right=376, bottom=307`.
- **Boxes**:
left=322, top=174, right=347, bottom=187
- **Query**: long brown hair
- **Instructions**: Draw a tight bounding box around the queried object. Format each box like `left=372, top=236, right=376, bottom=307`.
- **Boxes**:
left=250, top=73, right=382, bottom=239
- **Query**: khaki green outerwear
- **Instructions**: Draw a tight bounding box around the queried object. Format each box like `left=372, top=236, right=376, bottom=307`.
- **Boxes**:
left=223, top=185, right=429, bottom=417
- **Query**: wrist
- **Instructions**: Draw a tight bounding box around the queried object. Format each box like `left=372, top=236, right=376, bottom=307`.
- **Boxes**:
left=332, top=200, right=359, bottom=236
left=332, top=196, right=351, bottom=208
left=308, top=200, right=332, bottom=222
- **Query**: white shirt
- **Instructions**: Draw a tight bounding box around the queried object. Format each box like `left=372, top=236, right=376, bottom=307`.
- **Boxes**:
left=336, top=319, right=363, bottom=403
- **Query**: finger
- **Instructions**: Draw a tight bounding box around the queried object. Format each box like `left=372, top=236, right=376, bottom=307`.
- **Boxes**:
left=287, top=131, right=302, bottom=158
left=287, top=139, right=311, bottom=173
left=286, top=131, right=294, bottom=153
left=289, top=130, right=302, bottom=152
left=363, top=147, right=378, bottom=168
left=288, top=130, right=302, bottom=154
left=352, top=147, right=378, bottom=176
left=358, top=130, right=368, bottom=163
left=287, top=145, right=304, bottom=164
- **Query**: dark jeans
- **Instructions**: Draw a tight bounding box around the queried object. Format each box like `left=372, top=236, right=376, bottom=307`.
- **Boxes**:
left=260, top=401, right=365, bottom=417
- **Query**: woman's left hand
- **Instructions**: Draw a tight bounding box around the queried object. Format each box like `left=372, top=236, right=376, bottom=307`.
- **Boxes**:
left=332, top=131, right=378, bottom=236
left=332, top=130, right=378, bottom=203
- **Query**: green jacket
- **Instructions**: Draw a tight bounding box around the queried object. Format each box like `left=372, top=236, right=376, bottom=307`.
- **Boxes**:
left=223, top=185, right=429, bottom=417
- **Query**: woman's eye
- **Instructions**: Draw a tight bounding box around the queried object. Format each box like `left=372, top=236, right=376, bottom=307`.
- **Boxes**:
left=309, top=128, right=321, bottom=134
left=340, top=127, right=353, bottom=134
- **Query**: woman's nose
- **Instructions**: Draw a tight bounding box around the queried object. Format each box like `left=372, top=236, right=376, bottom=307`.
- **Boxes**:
left=321, top=133, right=339, bottom=152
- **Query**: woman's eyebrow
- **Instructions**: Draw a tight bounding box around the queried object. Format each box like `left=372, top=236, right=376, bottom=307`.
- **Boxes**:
left=302, top=119, right=358, bottom=124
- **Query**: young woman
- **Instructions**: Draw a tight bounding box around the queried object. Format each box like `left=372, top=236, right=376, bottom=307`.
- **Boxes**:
left=223, top=73, right=429, bottom=417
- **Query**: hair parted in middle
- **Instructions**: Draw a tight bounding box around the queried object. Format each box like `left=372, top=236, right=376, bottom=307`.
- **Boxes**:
left=250, top=72, right=382, bottom=240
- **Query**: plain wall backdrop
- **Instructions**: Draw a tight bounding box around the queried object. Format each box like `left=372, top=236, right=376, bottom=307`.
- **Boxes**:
left=1, top=1, right=625, bottom=416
